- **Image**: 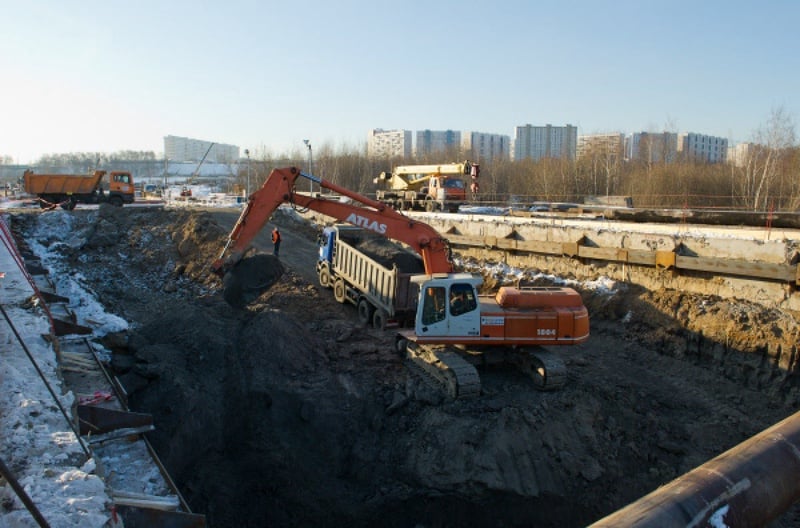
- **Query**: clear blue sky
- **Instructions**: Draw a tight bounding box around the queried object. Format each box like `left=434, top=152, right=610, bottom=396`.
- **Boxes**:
left=1, top=0, right=797, bottom=163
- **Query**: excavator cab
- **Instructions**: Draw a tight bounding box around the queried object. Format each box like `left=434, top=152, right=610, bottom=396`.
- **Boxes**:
left=414, top=274, right=482, bottom=338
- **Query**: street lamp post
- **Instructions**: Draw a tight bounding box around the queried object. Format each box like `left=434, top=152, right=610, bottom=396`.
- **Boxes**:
left=303, top=139, right=313, bottom=195
left=244, top=149, right=251, bottom=197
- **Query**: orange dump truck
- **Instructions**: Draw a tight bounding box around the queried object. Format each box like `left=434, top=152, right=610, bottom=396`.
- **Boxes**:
left=23, top=169, right=135, bottom=210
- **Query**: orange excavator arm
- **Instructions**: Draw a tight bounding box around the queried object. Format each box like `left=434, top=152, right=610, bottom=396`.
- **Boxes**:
left=211, top=166, right=453, bottom=276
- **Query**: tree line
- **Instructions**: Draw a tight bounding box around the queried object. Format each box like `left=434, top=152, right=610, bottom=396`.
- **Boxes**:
left=250, top=150, right=799, bottom=215
left=244, top=109, right=800, bottom=213
left=5, top=111, right=796, bottom=212
left=10, top=144, right=795, bottom=213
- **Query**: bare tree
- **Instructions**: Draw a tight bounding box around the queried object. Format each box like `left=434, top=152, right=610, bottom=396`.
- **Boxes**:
left=743, top=107, right=796, bottom=211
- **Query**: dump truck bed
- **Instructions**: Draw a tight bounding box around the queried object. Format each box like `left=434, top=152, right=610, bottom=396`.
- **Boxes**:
left=23, top=171, right=105, bottom=195
left=331, top=235, right=418, bottom=317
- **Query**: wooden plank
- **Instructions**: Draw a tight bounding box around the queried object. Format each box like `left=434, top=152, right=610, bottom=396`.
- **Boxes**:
left=445, top=234, right=481, bottom=247
left=112, top=492, right=180, bottom=511
left=495, top=238, right=517, bottom=250
left=115, top=504, right=206, bottom=527
left=562, top=242, right=580, bottom=257
left=446, top=232, right=795, bottom=284
left=449, top=235, right=564, bottom=255
left=676, top=255, right=796, bottom=282
left=507, top=239, right=563, bottom=255
left=78, top=405, right=153, bottom=436
left=85, top=424, right=155, bottom=445
left=627, top=249, right=657, bottom=266
left=579, top=247, right=624, bottom=261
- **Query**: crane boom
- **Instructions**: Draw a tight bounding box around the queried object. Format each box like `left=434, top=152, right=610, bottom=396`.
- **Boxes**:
left=391, top=162, right=473, bottom=176
left=189, top=142, right=215, bottom=185
left=211, top=166, right=453, bottom=276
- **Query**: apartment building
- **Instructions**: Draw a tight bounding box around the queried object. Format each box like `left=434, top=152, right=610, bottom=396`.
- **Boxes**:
left=728, top=142, right=754, bottom=168
left=462, top=131, right=511, bottom=161
left=678, top=132, right=728, bottom=163
left=416, top=130, right=461, bottom=156
left=626, top=132, right=679, bottom=163
left=163, top=135, right=239, bottom=163
left=513, top=124, right=577, bottom=161
left=577, top=133, right=625, bottom=161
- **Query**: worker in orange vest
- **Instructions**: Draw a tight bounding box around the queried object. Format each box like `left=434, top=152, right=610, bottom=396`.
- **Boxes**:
left=271, top=227, right=281, bottom=257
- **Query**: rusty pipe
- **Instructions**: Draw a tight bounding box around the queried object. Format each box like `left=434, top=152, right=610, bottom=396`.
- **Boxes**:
left=589, top=410, right=800, bottom=528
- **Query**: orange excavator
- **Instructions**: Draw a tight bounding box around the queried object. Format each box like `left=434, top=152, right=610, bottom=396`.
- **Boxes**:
left=212, top=167, right=589, bottom=397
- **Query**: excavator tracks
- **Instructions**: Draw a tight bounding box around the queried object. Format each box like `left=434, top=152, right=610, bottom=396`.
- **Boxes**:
left=402, top=341, right=568, bottom=397
left=403, top=342, right=481, bottom=399
left=506, top=347, right=568, bottom=391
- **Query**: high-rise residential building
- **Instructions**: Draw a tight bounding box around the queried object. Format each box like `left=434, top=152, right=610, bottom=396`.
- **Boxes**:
left=513, top=124, right=577, bottom=161
left=462, top=132, right=511, bottom=161
left=577, top=133, right=625, bottom=161
left=367, top=129, right=412, bottom=158
left=678, top=132, right=728, bottom=163
left=626, top=132, right=679, bottom=163
left=163, top=135, right=239, bottom=163
left=416, top=130, right=461, bottom=156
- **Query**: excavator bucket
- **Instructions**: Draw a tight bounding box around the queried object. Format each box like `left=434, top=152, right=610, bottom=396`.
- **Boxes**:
left=222, top=253, right=284, bottom=308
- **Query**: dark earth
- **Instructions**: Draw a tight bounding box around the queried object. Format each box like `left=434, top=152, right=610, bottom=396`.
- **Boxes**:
left=9, top=204, right=800, bottom=527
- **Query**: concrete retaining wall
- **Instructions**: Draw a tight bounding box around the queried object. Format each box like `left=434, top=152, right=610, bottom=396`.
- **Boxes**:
left=301, top=209, right=800, bottom=311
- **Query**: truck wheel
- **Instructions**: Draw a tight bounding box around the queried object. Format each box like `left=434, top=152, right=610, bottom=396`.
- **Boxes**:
left=372, top=309, right=387, bottom=330
left=357, top=299, right=374, bottom=326
left=318, top=265, right=331, bottom=288
left=397, top=199, right=407, bottom=211
left=109, top=196, right=124, bottom=207
left=425, top=199, right=437, bottom=212
left=61, top=197, right=76, bottom=211
left=333, top=279, right=346, bottom=303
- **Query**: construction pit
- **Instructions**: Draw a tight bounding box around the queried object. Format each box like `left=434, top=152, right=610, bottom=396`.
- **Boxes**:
left=6, top=204, right=800, bottom=527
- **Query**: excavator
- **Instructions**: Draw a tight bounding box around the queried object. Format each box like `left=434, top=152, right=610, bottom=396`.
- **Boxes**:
left=212, top=167, right=589, bottom=398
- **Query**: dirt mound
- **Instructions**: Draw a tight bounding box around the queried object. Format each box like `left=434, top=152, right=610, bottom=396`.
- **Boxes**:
left=355, top=237, right=425, bottom=273
left=222, top=253, right=285, bottom=308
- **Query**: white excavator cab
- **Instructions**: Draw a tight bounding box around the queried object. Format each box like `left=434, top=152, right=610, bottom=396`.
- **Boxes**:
left=413, top=274, right=482, bottom=338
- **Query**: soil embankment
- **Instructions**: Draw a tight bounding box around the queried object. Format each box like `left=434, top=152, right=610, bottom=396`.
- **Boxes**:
left=10, top=205, right=800, bottom=527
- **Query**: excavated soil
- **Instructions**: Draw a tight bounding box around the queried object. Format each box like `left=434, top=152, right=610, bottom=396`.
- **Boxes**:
left=9, top=205, right=800, bottom=527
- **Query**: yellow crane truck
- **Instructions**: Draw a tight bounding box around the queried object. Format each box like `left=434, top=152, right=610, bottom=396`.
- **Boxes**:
left=373, top=161, right=479, bottom=213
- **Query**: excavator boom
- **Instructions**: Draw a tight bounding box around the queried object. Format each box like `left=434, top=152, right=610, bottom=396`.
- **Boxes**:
left=211, top=167, right=453, bottom=276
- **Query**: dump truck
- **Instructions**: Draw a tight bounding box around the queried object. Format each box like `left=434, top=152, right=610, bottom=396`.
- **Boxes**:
left=317, top=224, right=424, bottom=328
left=373, top=161, right=479, bottom=213
left=23, top=169, right=135, bottom=210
